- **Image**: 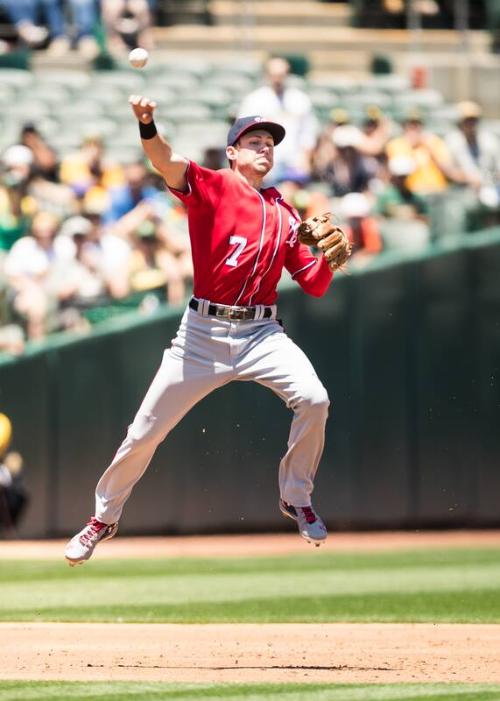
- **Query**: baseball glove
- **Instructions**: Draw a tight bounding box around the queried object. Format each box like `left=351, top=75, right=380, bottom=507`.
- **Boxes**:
left=297, top=213, right=352, bottom=272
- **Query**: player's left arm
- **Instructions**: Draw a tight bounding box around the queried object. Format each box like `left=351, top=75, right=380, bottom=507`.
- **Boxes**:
left=285, top=243, right=333, bottom=297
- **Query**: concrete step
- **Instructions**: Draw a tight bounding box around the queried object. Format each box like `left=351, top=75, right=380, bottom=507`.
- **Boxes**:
left=151, top=24, right=490, bottom=54
left=32, top=51, right=89, bottom=71
left=210, top=0, right=341, bottom=3
left=209, top=0, right=351, bottom=27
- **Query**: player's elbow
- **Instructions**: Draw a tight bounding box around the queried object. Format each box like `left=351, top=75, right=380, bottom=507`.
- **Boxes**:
left=299, top=276, right=332, bottom=297
left=293, top=257, right=333, bottom=297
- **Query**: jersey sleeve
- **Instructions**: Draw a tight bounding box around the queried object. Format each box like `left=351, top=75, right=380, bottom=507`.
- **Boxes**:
left=285, top=240, right=333, bottom=297
left=167, top=160, right=225, bottom=208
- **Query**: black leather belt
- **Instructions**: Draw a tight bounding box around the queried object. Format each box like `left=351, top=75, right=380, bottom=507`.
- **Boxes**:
left=189, top=297, right=273, bottom=321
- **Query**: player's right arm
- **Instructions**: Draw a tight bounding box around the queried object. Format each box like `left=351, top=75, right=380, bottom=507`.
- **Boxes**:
left=129, top=95, right=188, bottom=192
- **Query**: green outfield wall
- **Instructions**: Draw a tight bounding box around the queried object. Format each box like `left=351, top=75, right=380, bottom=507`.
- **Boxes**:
left=1, top=228, right=500, bottom=538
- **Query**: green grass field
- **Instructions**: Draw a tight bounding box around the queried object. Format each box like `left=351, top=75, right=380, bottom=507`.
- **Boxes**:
left=2, top=547, right=500, bottom=700
left=2, top=548, right=500, bottom=623
left=1, top=682, right=500, bottom=701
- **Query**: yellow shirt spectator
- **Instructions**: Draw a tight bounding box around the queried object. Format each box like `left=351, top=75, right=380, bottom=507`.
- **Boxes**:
left=387, top=118, right=452, bottom=194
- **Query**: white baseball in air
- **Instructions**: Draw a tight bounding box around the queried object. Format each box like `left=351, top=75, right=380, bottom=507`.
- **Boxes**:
left=129, top=47, right=149, bottom=69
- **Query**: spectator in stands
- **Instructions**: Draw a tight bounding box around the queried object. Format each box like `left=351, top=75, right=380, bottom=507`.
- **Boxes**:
left=1, top=0, right=100, bottom=57
left=278, top=177, right=332, bottom=222
left=99, top=170, right=192, bottom=305
left=6, top=138, right=76, bottom=222
left=445, top=101, right=500, bottom=208
left=0, top=413, right=29, bottom=532
left=382, top=0, right=439, bottom=16
left=52, top=215, right=124, bottom=316
left=0, top=0, right=48, bottom=47
left=374, top=156, right=431, bottom=251
left=59, top=133, right=124, bottom=213
left=129, top=218, right=190, bottom=305
left=338, top=192, right=382, bottom=265
left=375, top=156, right=430, bottom=221
left=3, top=211, right=77, bottom=339
left=311, top=108, right=350, bottom=185
left=71, top=209, right=132, bottom=300
left=202, top=146, right=226, bottom=172
left=2, top=138, right=73, bottom=229
left=386, top=108, right=461, bottom=195
left=0, top=145, right=35, bottom=251
left=312, top=124, right=378, bottom=197
left=0, top=322, right=24, bottom=354
left=59, top=134, right=125, bottom=216
left=0, top=275, right=25, bottom=355
left=18, top=122, right=59, bottom=182
left=100, top=0, right=156, bottom=55
left=360, top=105, right=393, bottom=160
left=238, top=56, right=319, bottom=184
left=102, top=157, right=163, bottom=226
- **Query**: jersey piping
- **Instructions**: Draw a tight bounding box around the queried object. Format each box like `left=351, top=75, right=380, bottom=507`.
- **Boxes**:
left=291, top=260, right=316, bottom=278
left=248, top=196, right=283, bottom=305
left=233, top=188, right=267, bottom=305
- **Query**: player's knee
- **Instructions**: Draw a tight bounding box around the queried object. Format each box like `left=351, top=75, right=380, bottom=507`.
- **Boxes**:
left=127, top=412, right=163, bottom=446
left=299, top=384, right=330, bottom=418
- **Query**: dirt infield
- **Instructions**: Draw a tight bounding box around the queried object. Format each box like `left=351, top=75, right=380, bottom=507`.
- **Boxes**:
left=3, top=622, right=500, bottom=684
left=1, top=529, right=499, bottom=560
left=2, top=531, right=500, bottom=684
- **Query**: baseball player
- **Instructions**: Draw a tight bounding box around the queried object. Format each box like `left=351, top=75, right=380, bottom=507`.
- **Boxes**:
left=65, top=95, right=350, bottom=566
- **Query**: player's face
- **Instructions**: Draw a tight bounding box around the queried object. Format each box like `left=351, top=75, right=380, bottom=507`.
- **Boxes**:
left=233, top=130, right=275, bottom=174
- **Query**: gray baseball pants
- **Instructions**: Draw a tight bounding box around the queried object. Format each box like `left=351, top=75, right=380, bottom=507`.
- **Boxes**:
left=95, top=304, right=330, bottom=524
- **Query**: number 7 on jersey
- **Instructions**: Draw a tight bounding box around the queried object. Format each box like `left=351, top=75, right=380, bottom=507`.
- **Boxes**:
left=225, top=235, right=247, bottom=267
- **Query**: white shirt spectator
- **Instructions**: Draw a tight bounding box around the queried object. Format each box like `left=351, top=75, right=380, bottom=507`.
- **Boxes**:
left=4, top=233, right=74, bottom=279
left=238, top=57, right=319, bottom=182
left=445, top=128, right=500, bottom=187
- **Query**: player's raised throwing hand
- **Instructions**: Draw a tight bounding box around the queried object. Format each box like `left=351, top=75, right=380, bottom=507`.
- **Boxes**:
left=129, top=95, right=157, bottom=124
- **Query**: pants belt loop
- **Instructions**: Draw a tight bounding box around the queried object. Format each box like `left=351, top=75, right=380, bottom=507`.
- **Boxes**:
left=255, top=305, right=264, bottom=321
left=200, top=298, right=210, bottom=316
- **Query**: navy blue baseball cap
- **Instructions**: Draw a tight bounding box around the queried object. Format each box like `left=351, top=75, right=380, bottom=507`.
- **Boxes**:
left=227, top=115, right=286, bottom=147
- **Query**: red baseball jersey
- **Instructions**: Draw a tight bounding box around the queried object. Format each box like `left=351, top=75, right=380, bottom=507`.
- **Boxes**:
left=169, top=161, right=333, bottom=305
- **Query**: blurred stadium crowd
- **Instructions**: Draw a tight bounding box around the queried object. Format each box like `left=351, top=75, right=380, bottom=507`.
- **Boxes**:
left=0, top=3, right=499, bottom=355
left=0, top=0, right=157, bottom=58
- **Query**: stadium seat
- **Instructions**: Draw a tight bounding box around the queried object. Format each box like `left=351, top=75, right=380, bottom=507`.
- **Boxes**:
left=60, top=101, right=106, bottom=119
left=363, top=74, right=411, bottom=94
left=393, top=89, right=444, bottom=113
left=176, top=120, right=228, bottom=147
left=0, top=68, right=34, bottom=89
left=35, top=70, right=90, bottom=91
left=79, top=118, right=119, bottom=141
left=158, top=102, right=212, bottom=123
left=379, top=218, right=431, bottom=252
left=147, top=58, right=210, bottom=80
left=426, top=189, right=475, bottom=240
left=89, top=84, right=129, bottom=107
left=146, top=73, right=200, bottom=93
left=0, top=84, right=16, bottom=102
left=3, top=100, right=49, bottom=119
left=208, top=59, right=261, bottom=80
left=308, top=88, right=339, bottom=111
left=314, top=76, right=361, bottom=95
left=28, top=83, right=70, bottom=106
left=195, top=85, right=232, bottom=109
left=206, top=72, right=255, bottom=94
left=342, top=91, right=393, bottom=110
left=166, top=138, right=203, bottom=163
left=106, top=121, right=145, bottom=146
left=92, top=71, right=145, bottom=92
left=48, top=132, right=82, bottom=153
left=136, top=85, right=179, bottom=104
